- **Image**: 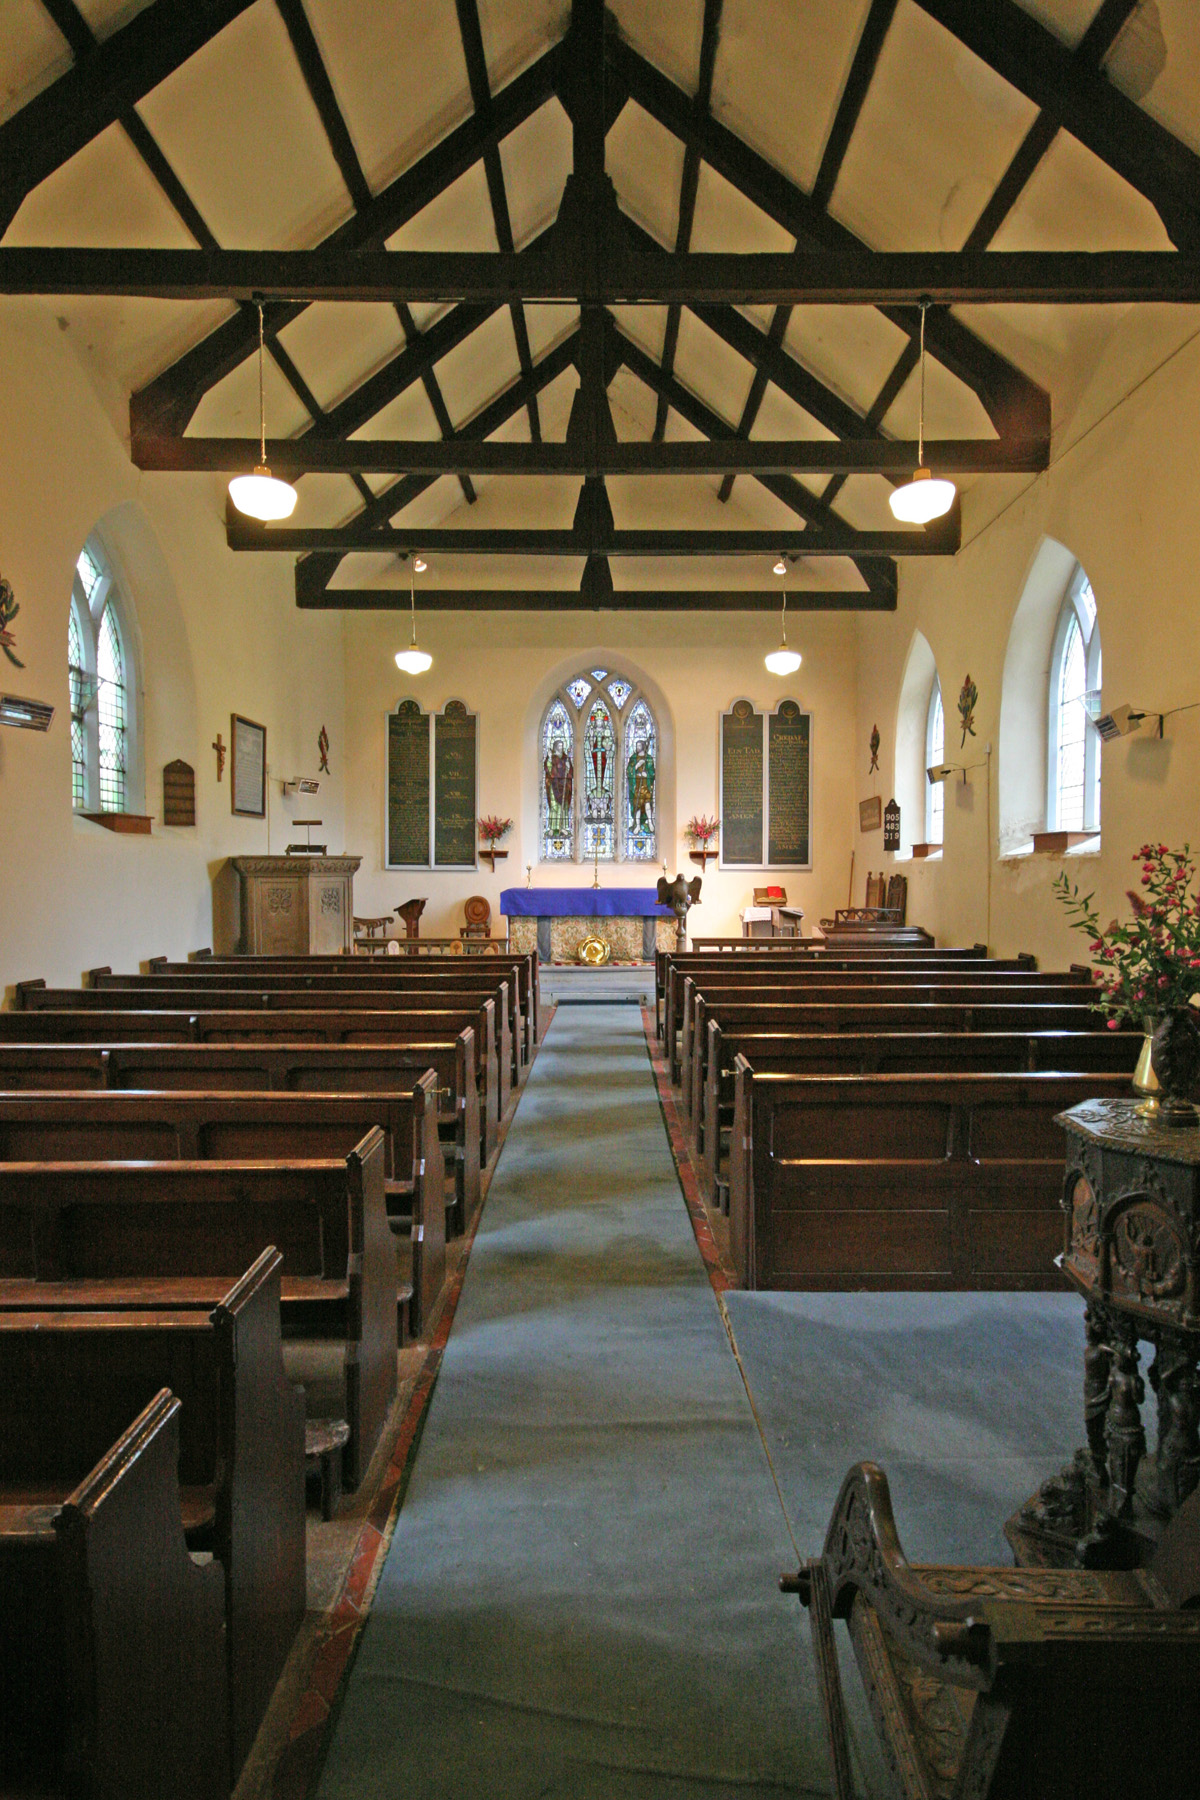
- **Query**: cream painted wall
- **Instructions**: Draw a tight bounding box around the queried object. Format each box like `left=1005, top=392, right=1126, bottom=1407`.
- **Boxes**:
left=853, top=314, right=1200, bottom=966
left=342, top=610, right=861, bottom=942
left=0, top=305, right=345, bottom=996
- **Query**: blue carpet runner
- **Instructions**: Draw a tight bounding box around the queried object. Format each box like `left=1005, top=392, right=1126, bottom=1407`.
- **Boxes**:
left=315, top=1004, right=828, bottom=1798
left=314, top=1005, right=1087, bottom=1799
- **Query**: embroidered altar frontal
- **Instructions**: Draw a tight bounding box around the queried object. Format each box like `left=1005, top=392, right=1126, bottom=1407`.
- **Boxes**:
left=501, top=889, right=674, bottom=963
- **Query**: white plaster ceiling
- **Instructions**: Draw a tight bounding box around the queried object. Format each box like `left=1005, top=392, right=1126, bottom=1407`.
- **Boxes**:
left=2, top=0, right=1198, bottom=602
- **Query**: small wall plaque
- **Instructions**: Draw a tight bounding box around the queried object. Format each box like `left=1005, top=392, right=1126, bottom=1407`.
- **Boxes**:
left=859, top=796, right=882, bottom=833
left=162, top=759, right=196, bottom=826
left=884, top=798, right=901, bottom=852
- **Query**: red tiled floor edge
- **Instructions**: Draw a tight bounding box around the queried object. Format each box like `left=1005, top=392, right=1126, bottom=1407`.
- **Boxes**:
left=641, top=1006, right=735, bottom=1296
left=271, top=1008, right=556, bottom=1800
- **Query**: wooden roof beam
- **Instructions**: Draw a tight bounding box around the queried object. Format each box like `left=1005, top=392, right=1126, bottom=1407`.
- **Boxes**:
left=234, top=521, right=957, bottom=556
left=912, top=0, right=1200, bottom=252
left=295, top=585, right=896, bottom=612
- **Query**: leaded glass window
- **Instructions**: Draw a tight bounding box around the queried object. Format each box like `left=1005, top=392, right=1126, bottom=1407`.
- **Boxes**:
left=1049, top=567, right=1101, bottom=836
left=68, top=601, right=88, bottom=808
left=69, top=534, right=141, bottom=816
left=623, top=700, right=657, bottom=860
left=582, top=698, right=616, bottom=860
left=538, top=670, right=660, bottom=864
left=925, top=679, right=944, bottom=846
left=97, top=604, right=127, bottom=812
left=541, top=699, right=575, bottom=860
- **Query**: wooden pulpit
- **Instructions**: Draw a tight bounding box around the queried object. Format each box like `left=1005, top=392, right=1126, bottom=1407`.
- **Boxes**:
left=231, top=855, right=361, bottom=955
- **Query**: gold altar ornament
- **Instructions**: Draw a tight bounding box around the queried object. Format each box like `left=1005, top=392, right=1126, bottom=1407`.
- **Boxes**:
left=576, top=933, right=612, bottom=966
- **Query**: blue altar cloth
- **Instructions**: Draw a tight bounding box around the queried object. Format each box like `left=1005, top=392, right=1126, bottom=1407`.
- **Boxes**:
left=500, top=887, right=672, bottom=918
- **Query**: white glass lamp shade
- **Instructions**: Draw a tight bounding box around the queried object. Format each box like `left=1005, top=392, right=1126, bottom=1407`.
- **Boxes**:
left=888, top=467, right=956, bottom=524
left=764, top=645, right=802, bottom=676
left=228, top=466, right=298, bottom=521
left=394, top=645, right=433, bottom=674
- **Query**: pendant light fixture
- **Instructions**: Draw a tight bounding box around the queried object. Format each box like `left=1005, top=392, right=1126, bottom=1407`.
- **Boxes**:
left=888, top=301, right=956, bottom=525
left=773, top=555, right=787, bottom=576
left=765, top=590, right=802, bottom=676
left=228, top=299, right=298, bottom=522
left=394, top=562, right=432, bottom=674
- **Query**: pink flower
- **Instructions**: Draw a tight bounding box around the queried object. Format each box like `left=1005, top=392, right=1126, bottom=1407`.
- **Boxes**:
left=1107, top=1019, right=1119, bottom=1029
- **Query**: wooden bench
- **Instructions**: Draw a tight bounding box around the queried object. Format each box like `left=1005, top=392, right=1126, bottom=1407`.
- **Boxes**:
left=0, top=1033, right=482, bottom=1233
left=0, top=1387, right=229, bottom=1799
left=0, top=1131, right=394, bottom=1486
left=700, top=1025, right=1143, bottom=1201
left=788, top=1461, right=1200, bottom=1800
left=727, top=1066, right=1132, bottom=1290
left=0, top=1003, right=502, bottom=1161
left=0, top=1081, right=443, bottom=1337
left=166, top=946, right=540, bottom=1062
left=0, top=1247, right=305, bottom=1776
left=92, top=963, right=527, bottom=1090
left=683, top=988, right=1099, bottom=1129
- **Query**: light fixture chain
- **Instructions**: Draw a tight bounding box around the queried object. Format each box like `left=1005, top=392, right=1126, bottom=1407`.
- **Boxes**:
left=256, top=300, right=267, bottom=466
left=918, top=300, right=926, bottom=470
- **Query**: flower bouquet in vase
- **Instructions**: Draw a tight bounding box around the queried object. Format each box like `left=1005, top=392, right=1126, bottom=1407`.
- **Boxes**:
left=478, top=815, right=513, bottom=870
left=685, top=814, right=720, bottom=868
left=1054, top=842, right=1200, bottom=1126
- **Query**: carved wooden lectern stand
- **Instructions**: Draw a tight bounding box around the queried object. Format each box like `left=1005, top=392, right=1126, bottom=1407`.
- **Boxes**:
left=1008, top=1098, right=1200, bottom=1570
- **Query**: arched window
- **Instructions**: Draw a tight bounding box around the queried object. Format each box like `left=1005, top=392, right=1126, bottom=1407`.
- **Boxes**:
left=925, top=677, right=944, bottom=846
left=1048, top=568, right=1101, bottom=835
left=539, top=669, right=658, bottom=863
left=69, top=536, right=140, bottom=815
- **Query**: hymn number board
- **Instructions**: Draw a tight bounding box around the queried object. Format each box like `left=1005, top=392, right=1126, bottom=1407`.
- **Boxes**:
left=387, top=698, right=477, bottom=869
left=720, top=698, right=812, bottom=869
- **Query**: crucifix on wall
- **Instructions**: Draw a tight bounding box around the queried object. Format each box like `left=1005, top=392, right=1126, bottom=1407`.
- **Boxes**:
left=212, top=732, right=226, bottom=781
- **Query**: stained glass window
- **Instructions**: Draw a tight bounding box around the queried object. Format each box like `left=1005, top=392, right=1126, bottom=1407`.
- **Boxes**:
left=68, top=602, right=87, bottom=809
left=97, top=604, right=127, bottom=813
left=623, top=699, right=657, bottom=860
left=926, top=679, right=943, bottom=846
left=541, top=699, right=575, bottom=860
left=607, top=678, right=632, bottom=710
left=566, top=677, right=591, bottom=708
left=582, top=698, right=616, bottom=859
left=590, top=668, right=608, bottom=681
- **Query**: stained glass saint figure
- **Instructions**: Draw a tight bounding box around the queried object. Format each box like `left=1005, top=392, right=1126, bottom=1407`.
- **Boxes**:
left=624, top=699, right=657, bottom=859
left=582, top=698, right=615, bottom=859
left=542, top=699, right=574, bottom=859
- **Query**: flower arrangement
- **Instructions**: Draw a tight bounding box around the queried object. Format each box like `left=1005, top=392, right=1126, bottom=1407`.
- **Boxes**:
left=685, top=814, right=719, bottom=846
left=1054, top=842, right=1200, bottom=1030
left=477, top=815, right=513, bottom=845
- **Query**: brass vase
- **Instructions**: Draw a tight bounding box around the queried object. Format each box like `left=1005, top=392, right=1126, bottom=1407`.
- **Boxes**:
left=1132, top=1027, right=1160, bottom=1118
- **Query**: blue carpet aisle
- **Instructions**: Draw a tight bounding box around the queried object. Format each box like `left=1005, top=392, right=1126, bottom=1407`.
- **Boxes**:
left=315, top=1004, right=829, bottom=1799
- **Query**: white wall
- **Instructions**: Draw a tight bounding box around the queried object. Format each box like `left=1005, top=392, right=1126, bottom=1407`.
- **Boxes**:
left=0, top=305, right=345, bottom=996
left=342, top=609, right=862, bottom=941
left=853, top=312, right=1200, bottom=965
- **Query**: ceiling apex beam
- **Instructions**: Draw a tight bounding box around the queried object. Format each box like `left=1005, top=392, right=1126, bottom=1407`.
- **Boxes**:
left=233, top=520, right=956, bottom=556
left=1, top=0, right=259, bottom=235
left=295, top=585, right=896, bottom=613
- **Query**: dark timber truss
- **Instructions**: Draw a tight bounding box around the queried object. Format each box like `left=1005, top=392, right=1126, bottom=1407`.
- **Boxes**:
left=3, top=0, right=1196, bottom=610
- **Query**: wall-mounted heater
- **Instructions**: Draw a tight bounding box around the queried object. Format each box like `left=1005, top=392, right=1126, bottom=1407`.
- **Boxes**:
left=0, top=694, right=54, bottom=731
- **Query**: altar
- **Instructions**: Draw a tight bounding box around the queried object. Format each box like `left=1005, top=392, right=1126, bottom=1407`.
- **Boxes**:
left=501, top=888, right=675, bottom=963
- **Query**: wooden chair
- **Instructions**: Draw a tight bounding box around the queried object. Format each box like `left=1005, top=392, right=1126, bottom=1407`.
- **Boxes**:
left=865, top=870, right=887, bottom=909
left=353, top=914, right=393, bottom=955
left=786, top=1461, right=1200, bottom=1800
left=885, top=871, right=908, bottom=922
left=460, top=895, right=492, bottom=940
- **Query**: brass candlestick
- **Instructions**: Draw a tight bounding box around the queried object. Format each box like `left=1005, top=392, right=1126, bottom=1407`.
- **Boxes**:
left=525, top=863, right=532, bottom=889
left=592, top=844, right=600, bottom=889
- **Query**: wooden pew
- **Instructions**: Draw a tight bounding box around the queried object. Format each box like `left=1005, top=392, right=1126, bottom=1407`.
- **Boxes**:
left=0, top=1034, right=482, bottom=1233
left=161, top=946, right=540, bottom=1063
left=0, top=1132, right=394, bottom=1487
left=93, top=962, right=528, bottom=1090
left=666, top=959, right=1086, bottom=1076
left=789, top=1462, right=1200, bottom=1800
left=0, top=1003, right=502, bottom=1160
left=0, top=1248, right=305, bottom=1776
left=700, top=1024, right=1142, bottom=1199
left=726, top=1067, right=1131, bottom=1291
left=1, top=1388, right=229, bottom=1800
left=0, top=1082, right=444, bottom=1337
left=683, top=985, right=1098, bottom=1128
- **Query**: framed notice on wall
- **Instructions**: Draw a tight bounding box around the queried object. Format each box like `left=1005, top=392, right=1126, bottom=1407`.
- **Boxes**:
left=720, top=698, right=812, bottom=870
left=386, top=697, right=478, bottom=869
left=230, top=714, right=266, bottom=818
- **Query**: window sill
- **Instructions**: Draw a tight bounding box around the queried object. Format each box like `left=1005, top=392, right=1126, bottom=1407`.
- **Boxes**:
left=1031, top=831, right=1100, bottom=855
left=78, top=810, right=152, bottom=835
left=911, top=843, right=942, bottom=859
